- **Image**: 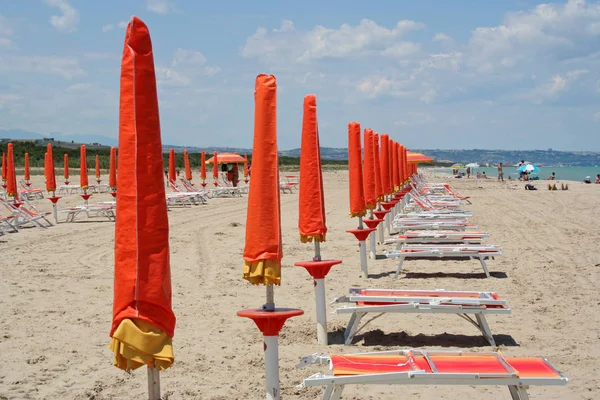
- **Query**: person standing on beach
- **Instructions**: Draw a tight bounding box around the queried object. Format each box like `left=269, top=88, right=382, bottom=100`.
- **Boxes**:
left=497, top=163, right=504, bottom=182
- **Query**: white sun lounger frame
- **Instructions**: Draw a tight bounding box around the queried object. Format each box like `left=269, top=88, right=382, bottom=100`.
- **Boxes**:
left=62, top=204, right=116, bottom=222
left=384, top=231, right=489, bottom=247
left=297, top=349, right=568, bottom=400
left=386, top=244, right=502, bottom=278
left=333, top=288, right=510, bottom=346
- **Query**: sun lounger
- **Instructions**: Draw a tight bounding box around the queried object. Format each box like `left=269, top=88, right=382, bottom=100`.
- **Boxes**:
left=333, top=288, right=510, bottom=346
left=386, top=244, right=502, bottom=278
left=19, top=181, right=44, bottom=200
left=385, top=231, right=490, bottom=247
left=169, top=181, right=207, bottom=204
left=298, top=349, right=567, bottom=399
left=394, top=211, right=473, bottom=220
left=57, top=184, right=83, bottom=194
left=392, top=219, right=476, bottom=233
left=1, top=199, right=52, bottom=229
left=62, top=203, right=116, bottom=222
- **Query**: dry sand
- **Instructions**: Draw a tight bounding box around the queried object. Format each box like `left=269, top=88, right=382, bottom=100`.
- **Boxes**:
left=0, top=172, right=599, bottom=399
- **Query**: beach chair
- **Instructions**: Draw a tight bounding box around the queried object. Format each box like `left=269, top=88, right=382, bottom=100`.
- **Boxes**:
left=166, top=193, right=195, bottom=208
left=386, top=244, right=502, bottom=278
left=180, top=178, right=212, bottom=199
left=17, top=198, right=54, bottom=227
left=211, top=180, right=242, bottom=198
left=0, top=215, right=19, bottom=233
left=392, top=219, right=476, bottom=233
left=394, top=211, right=473, bottom=220
left=57, top=184, right=82, bottom=194
left=385, top=231, right=490, bottom=247
left=168, top=181, right=207, bottom=204
left=62, top=203, right=116, bottom=222
left=298, top=349, right=567, bottom=399
left=333, top=288, right=510, bottom=346
left=1, top=199, right=52, bottom=229
left=18, top=181, right=44, bottom=200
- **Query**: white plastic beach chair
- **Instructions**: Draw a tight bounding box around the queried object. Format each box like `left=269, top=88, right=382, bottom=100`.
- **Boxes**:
left=333, top=288, right=510, bottom=346
left=298, top=349, right=567, bottom=399
left=62, top=203, right=116, bottom=222
left=385, top=244, right=502, bottom=278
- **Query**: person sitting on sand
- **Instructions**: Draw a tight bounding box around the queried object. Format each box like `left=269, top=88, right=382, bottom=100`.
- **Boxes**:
left=545, top=172, right=556, bottom=180
left=482, top=171, right=488, bottom=179
left=584, top=176, right=592, bottom=184
left=548, top=183, right=558, bottom=190
left=525, top=183, right=537, bottom=190
left=476, top=171, right=481, bottom=179
left=561, top=183, right=569, bottom=190
left=595, top=174, right=600, bottom=184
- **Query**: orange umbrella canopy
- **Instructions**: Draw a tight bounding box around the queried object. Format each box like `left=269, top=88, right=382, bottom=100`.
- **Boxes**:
left=6, top=143, right=17, bottom=197
left=407, top=151, right=434, bottom=164
left=1, top=152, right=6, bottom=182
left=242, top=74, right=282, bottom=285
left=348, top=122, right=366, bottom=217
left=80, top=145, right=89, bottom=189
left=362, top=128, right=376, bottom=210
left=110, top=16, right=175, bottom=372
left=372, top=133, right=383, bottom=201
left=109, top=147, right=117, bottom=188
left=46, top=144, right=56, bottom=192
left=380, top=134, right=391, bottom=196
left=168, top=148, right=176, bottom=183
left=64, top=154, right=69, bottom=180
left=392, top=141, right=399, bottom=191
left=183, top=149, right=192, bottom=181
left=298, top=94, right=327, bottom=243
left=95, top=155, right=101, bottom=178
left=24, top=153, right=30, bottom=181
left=200, top=151, right=206, bottom=180
left=212, top=152, right=218, bottom=179
left=205, top=152, right=247, bottom=164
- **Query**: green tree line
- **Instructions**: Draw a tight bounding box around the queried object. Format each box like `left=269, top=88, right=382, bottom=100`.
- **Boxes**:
left=0, top=142, right=350, bottom=172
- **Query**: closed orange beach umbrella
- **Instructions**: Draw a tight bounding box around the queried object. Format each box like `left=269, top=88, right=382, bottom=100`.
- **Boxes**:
left=298, top=94, right=327, bottom=243
left=110, top=17, right=175, bottom=399
left=380, top=134, right=391, bottom=196
left=403, top=146, right=409, bottom=182
left=6, top=143, right=17, bottom=198
left=95, top=155, right=101, bottom=180
left=183, top=149, right=191, bottom=181
left=392, top=141, right=399, bottom=191
left=388, top=138, right=394, bottom=193
left=212, top=152, right=218, bottom=180
left=80, top=145, right=88, bottom=190
left=237, top=74, right=303, bottom=400
left=1, top=152, right=6, bottom=183
left=200, top=151, right=206, bottom=181
left=24, top=153, right=30, bottom=182
left=348, top=122, right=366, bottom=217
left=243, top=75, right=282, bottom=285
left=362, top=129, right=376, bottom=210
left=373, top=133, right=383, bottom=201
left=109, top=147, right=117, bottom=189
left=168, top=148, right=176, bottom=183
left=46, top=144, right=56, bottom=193
left=64, top=154, right=69, bottom=181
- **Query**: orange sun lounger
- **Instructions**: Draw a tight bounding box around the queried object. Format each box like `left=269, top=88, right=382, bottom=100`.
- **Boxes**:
left=298, top=349, right=567, bottom=399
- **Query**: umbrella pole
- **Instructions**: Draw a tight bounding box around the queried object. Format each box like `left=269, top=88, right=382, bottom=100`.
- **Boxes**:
left=384, top=196, right=391, bottom=234
left=52, top=190, right=58, bottom=224
left=147, top=364, right=160, bottom=400
left=313, top=241, right=327, bottom=345
left=377, top=203, right=384, bottom=244
left=368, top=210, right=376, bottom=259
left=358, top=216, right=368, bottom=277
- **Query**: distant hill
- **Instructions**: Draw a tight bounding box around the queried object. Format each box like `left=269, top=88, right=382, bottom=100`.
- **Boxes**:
left=2, top=129, right=599, bottom=166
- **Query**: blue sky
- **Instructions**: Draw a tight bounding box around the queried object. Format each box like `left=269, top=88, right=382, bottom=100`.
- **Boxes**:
left=1, top=0, right=600, bottom=150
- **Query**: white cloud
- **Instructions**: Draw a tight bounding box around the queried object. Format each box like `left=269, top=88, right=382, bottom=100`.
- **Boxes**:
left=381, top=42, right=420, bottom=58
left=156, top=67, right=190, bottom=86
left=118, top=21, right=128, bottom=29
left=42, top=0, right=79, bottom=33
left=172, top=48, right=207, bottom=66
left=522, top=68, right=588, bottom=104
left=0, top=55, right=85, bottom=79
left=242, top=18, right=425, bottom=63
left=0, top=14, right=13, bottom=37
left=394, top=112, right=435, bottom=126
left=147, top=0, right=171, bottom=14
left=101, top=24, right=114, bottom=32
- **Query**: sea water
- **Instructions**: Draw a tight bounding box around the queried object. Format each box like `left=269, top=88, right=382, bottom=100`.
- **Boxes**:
left=432, top=166, right=600, bottom=182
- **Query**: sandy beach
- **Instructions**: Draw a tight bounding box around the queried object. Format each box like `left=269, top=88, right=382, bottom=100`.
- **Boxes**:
left=1, top=171, right=599, bottom=399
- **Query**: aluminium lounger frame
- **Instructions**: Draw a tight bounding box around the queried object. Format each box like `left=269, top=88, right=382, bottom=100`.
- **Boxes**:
left=333, top=288, right=510, bottom=346
left=298, top=349, right=568, bottom=400
left=386, top=245, right=502, bottom=278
